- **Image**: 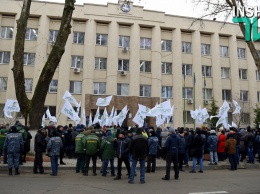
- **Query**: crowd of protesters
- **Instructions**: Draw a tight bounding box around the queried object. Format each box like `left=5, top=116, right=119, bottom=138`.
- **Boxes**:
left=0, top=121, right=260, bottom=183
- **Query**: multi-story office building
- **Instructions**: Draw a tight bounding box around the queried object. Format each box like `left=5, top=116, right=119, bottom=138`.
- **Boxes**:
left=0, top=0, right=259, bottom=128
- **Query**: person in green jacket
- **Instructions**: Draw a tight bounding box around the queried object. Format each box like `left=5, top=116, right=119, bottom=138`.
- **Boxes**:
left=75, top=128, right=86, bottom=174
left=101, top=130, right=116, bottom=177
left=0, top=127, right=9, bottom=163
left=83, top=128, right=100, bottom=176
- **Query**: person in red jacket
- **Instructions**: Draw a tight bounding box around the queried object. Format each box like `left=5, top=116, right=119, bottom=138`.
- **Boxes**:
left=217, top=130, right=226, bottom=161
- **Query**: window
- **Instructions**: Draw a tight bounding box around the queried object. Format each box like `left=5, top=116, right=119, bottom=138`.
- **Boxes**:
left=140, top=85, right=151, bottom=97
left=0, top=77, right=7, bottom=91
left=162, top=86, right=172, bottom=98
left=240, top=90, right=248, bottom=102
left=237, top=48, right=246, bottom=59
left=182, top=64, right=192, bottom=76
left=23, top=53, right=35, bottom=66
left=257, top=91, right=260, bottom=102
left=222, top=90, right=232, bottom=101
left=96, top=34, right=108, bottom=45
left=140, top=61, right=151, bottom=73
left=117, top=84, right=129, bottom=96
left=183, top=111, right=193, bottom=123
left=161, top=62, right=172, bottom=74
left=239, top=69, right=247, bottom=80
left=71, top=56, right=83, bottom=68
left=202, top=89, right=213, bottom=100
left=0, top=51, right=10, bottom=64
left=182, top=42, right=192, bottom=53
left=118, top=59, right=129, bottom=71
left=161, top=40, right=172, bottom=51
left=73, top=32, right=85, bottom=44
left=202, top=66, right=212, bottom=77
left=49, top=80, right=58, bottom=93
left=94, top=82, right=106, bottom=95
left=241, top=113, right=250, bottom=124
left=49, top=30, right=59, bottom=42
left=140, top=37, right=151, bottom=49
left=70, top=81, right=82, bottom=94
left=1, top=26, right=13, bottom=39
left=183, top=87, right=193, bottom=99
left=25, top=28, right=38, bottom=40
left=256, top=70, right=260, bottom=81
left=201, top=44, right=211, bottom=55
left=95, top=57, right=107, bottom=70
left=220, top=46, right=228, bottom=57
left=221, top=67, right=230, bottom=79
left=119, top=36, right=130, bottom=48
left=25, top=78, right=33, bottom=92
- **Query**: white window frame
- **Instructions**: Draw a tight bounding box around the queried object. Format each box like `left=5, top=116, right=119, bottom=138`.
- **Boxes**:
left=118, top=59, right=129, bottom=71
left=220, top=46, right=229, bottom=57
left=240, top=90, right=248, bottom=102
left=201, top=44, right=211, bottom=55
left=140, top=61, right=151, bottom=73
left=182, top=42, right=192, bottom=53
left=183, top=111, right=193, bottom=123
left=221, top=67, right=230, bottom=79
left=96, top=33, right=108, bottom=46
left=117, top=83, right=129, bottom=96
left=0, top=51, right=10, bottom=64
left=202, top=65, right=212, bottom=77
left=71, top=56, right=83, bottom=69
left=0, top=77, right=8, bottom=91
left=94, top=82, right=106, bottom=95
left=70, top=81, right=82, bottom=94
left=24, top=78, right=33, bottom=92
left=161, top=39, right=172, bottom=51
left=119, top=35, right=130, bottom=48
left=202, top=88, right=213, bottom=100
left=23, top=53, right=35, bottom=66
left=140, top=85, right=151, bottom=97
left=162, top=86, right=172, bottom=98
left=140, top=37, right=151, bottom=49
left=73, top=32, right=85, bottom=44
left=95, top=57, right=107, bottom=70
left=49, top=80, right=58, bottom=93
left=222, top=90, right=232, bottom=101
left=49, top=30, right=59, bottom=42
left=161, top=62, right=172, bottom=74
left=25, top=28, right=38, bottom=41
left=1, top=26, right=13, bottom=39
left=182, top=64, right=192, bottom=76
left=182, top=87, right=193, bottom=99
left=237, top=47, right=246, bottom=59
left=239, top=69, right=247, bottom=80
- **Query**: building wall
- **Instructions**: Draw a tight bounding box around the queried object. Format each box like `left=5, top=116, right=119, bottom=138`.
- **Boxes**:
left=0, top=0, right=259, bottom=128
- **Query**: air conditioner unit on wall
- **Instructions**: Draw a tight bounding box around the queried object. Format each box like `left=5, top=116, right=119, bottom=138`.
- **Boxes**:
left=122, top=47, right=129, bottom=52
left=120, top=71, right=127, bottom=76
left=74, top=68, right=80, bottom=73
left=187, top=98, right=193, bottom=104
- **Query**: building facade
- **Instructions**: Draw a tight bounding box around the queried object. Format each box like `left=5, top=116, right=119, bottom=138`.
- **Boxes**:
left=0, top=0, right=259, bottom=128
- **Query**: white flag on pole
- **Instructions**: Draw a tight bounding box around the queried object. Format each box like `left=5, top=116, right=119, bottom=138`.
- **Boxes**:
left=81, top=108, right=86, bottom=126
left=88, top=113, right=93, bottom=127
left=106, top=106, right=114, bottom=126
left=216, top=116, right=229, bottom=129
left=46, top=108, right=57, bottom=123
left=76, top=101, right=81, bottom=115
left=190, top=106, right=209, bottom=125
left=156, top=115, right=165, bottom=127
left=113, top=105, right=128, bottom=127
left=61, top=100, right=80, bottom=123
left=210, top=100, right=230, bottom=119
left=4, top=111, right=13, bottom=118
left=132, top=111, right=145, bottom=127
left=232, top=100, right=241, bottom=114
left=41, top=114, right=46, bottom=127
left=62, top=90, right=79, bottom=107
left=112, top=109, right=118, bottom=126
left=96, top=95, right=113, bottom=107
left=4, top=99, right=20, bottom=113
left=149, top=100, right=172, bottom=116
left=99, top=108, right=109, bottom=127
left=137, top=104, right=151, bottom=117
left=93, top=107, right=100, bottom=125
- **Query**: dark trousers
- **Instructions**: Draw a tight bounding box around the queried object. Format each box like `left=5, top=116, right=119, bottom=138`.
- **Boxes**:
left=85, top=154, right=97, bottom=174
left=228, top=154, right=237, bottom=170
left=147, top=154, right=156, bottom=172
left=117, top=157, right=130, bottom=176
left=178, top=153, right=184, bottom=170
left=33, top=152, right=44, bottom=173
left=60, top=148, right=65, bottom=163
left=165, top=152, right=179, bottom=179
left=76, top=153, right=86, bottom=173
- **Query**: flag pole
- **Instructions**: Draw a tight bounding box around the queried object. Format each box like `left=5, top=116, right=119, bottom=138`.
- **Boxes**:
left=204, top=74, right=206, bottom=107
left=183, top=74, right=186, bottom=128
left=193, top=72, right=196, bottom=130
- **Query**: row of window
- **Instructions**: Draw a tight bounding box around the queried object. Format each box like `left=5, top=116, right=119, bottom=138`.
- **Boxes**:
left=0, top=27, right=251, bottom=58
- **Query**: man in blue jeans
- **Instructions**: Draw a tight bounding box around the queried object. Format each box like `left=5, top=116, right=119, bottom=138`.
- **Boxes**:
left=128, top=128, right=148, bottom=184
left=245, top=126, right=255, bottom=163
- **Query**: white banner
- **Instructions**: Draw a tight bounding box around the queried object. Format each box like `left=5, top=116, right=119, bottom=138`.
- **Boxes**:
left=4, top=111, right=13, bottom=118
left=190, top=106, right=209, bottom=125
left=88, top=112, right=92, bottom=127
left=113, top=105, right=128, bottom=127
left=99, top=108, right=109, bottom=127
left=81, top=108, right=86, bottom=126
left=112, top=109, right=118, bottom=126
left=132, top=111, right=145, bottom=127
left=156, top=115, right=164, bottom=127
left=149, top=100, right=172, bottom=116
left=4, top=99, right=20, bottom=113
left=41, top=114, right=46, bottom=127
left=62, top=90, right=79, bottom=107
left=76, top=101, right=81, bottom=115
left=93, top=107, right=100, bottom=125
left=46, top=108, right=57, bottom=123
left=106, top=106, right=114, bottom=126
left=96, top=95, right=113, bottom=107
left=232, top=100, right=241, bottom=115
left=216, top=116, right=229, bottom=129
left=61, top=100, right=80, bottom=123
left=138, top=104, right=151, bottom=117
left=210, top=100, right=230, bottom=119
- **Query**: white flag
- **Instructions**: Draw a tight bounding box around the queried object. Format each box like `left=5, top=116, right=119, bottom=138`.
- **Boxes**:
left=88, top=113, right=92, bottom=127
left=96, top=95, right=113, bottom=107
left=216, top=116, right=229, bottom=129
left=46, top=108, right=57, bottom=123
left=4, top=111, right=13, bottom=118
left=81, top=108, right=86, bottom=126
left=132, top=111, right=145, bottom=127
left=4, top=99, right=20, bottom=113
left=210, top=100, right=230, bottom=119
left=76, top=101, right=81, bottom=115
left=190, top=106, right=209, bottom=125
left=99, top=108, right=109, bottom=127
left=62, top=90, right=79, bottom=107
left=112, top=109, right=118, bottom=126
left=156, top=115, right=165, bottom=127
left=61, top=100, right=80, bottom=123
left=149, top=100, right=172, bottom=116
left=107, top=107, right=114, bottom=126
left=232, top=100, right=241, bottom=115
left=137, top=104, right=151, bottom=117
left=41, top=114, right=46, bottom=127
left=93, top=107, right=100, bottom=125
left=113, top=105, right=128, bottom=127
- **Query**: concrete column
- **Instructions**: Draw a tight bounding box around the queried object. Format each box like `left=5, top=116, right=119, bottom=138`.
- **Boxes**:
left=172, top=28, right=182, bottom=128
left=107, top=21, right=119, bottom=95
left=129, top=23, right=140, bottom=96
left=151, top=25, right=161, bottom=98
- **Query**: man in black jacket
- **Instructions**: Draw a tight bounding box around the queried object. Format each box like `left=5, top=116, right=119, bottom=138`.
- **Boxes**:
left=33, top=127, right=46, bottom=174
left=128, top=128, right=148, bottom=184
left=57, top=125, right=66, bottom=165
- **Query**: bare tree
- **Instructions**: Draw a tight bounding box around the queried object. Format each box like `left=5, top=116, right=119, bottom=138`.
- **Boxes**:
left=190, top=0, right=260, bottom=69
left=12, top=0, right=75, bottom=129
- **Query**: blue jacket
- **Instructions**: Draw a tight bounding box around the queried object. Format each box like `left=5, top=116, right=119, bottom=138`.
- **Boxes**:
left=114, top=137, right=131, bottom=159
left=165, top=133, right=181, bottom=154
left=4, top=132, right=23, bottom=154
left=178, top=135, right=185, bottom=154
left=148, top=135, right=159, bottom=155
left=47, top=136, right=63, bottom=156
left=207, top=134, right=218, bottom=151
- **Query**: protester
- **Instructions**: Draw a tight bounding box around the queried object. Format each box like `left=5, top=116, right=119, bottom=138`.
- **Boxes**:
left=239, top=129, right=247, bottom=162
left=22, top=126, right=32, bottom=163
left=70, top=126, right=79, bottom=158
left=207, top=129, right=218, bottom=165
left=161, top=127, right=168, bottom=160
left=178, top=130, right=185, bottom=171
left=217, top=129, right=226, bottom=161
left=183, top=128, right=191, bottom=166
left=255, top=130, right=260, bottom=163
left=75, top=128, right=86, bottom=173
left=225, top=131, right=237, bottom=170
left=245, top=126, right=255, bottom=163
left=33, top=127, right=46, bottom=174
left=57, top=125, right=66, bottom=165
left=146, top=129, right=159, bottom=173
left=0, top=126, right=9, bottom=164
